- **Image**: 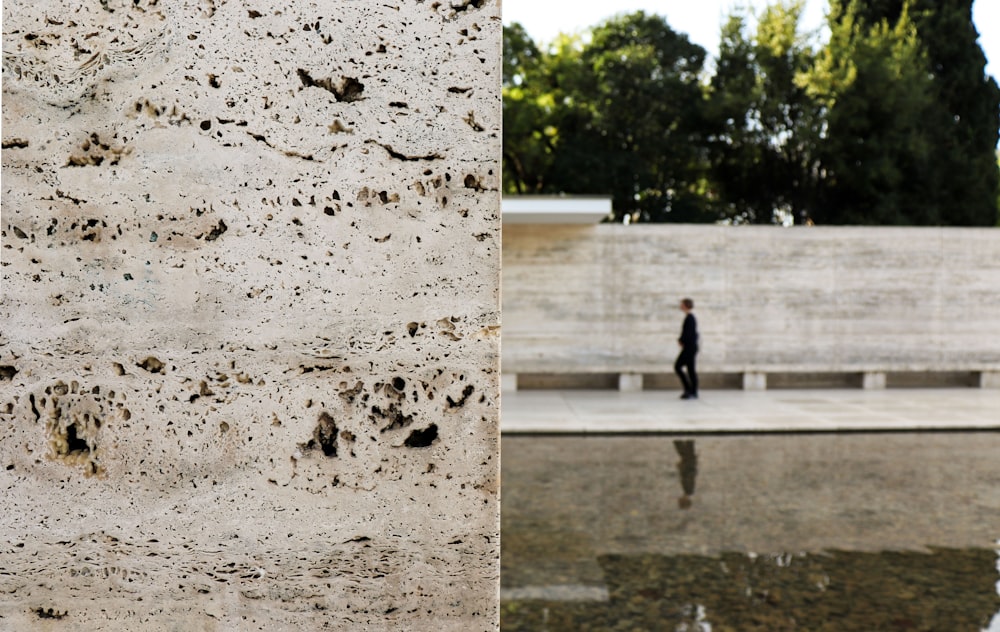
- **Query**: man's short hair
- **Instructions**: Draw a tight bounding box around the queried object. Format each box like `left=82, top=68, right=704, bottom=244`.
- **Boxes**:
left=681, top=298, right=694, bottom=309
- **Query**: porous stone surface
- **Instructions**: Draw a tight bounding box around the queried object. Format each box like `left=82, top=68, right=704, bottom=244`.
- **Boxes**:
left=1, top=1, right=501, bottom=629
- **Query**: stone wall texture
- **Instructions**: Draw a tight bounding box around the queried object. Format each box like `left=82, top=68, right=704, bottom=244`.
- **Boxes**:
left=503, top=224, right=1000, bottom=374
left=1, top=1, right=501, bottom=629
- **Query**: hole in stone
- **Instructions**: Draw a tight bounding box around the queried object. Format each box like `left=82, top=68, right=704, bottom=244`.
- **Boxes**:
left=29, top=394, right=40, bottom=423
left=138, top=357, right=164, bottom=373
left=34, top=608, right=67, bottom=620
left=392, top=377, right=406, bottom=391
left=296, top=70, right=365, bottom=102
left=447, top=385, right=475, bottom=408
left=374, top=403, right=413, bottom=433
left=203, top=220, right=227, bottom=241
left=404, top=424, right=438, bottom=448
left=65, top=423, right=89, bottom=455
left=336, top=77, right=365, bottom=102
left=0, top=365, right=18, bottom=380
left=305, top=412, right=338, bottom=457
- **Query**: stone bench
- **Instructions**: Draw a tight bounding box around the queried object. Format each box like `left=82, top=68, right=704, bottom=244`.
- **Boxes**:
left=502, top=368, right=1000, bottom=392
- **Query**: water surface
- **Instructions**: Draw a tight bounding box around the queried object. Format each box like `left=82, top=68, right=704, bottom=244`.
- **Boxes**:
left=501, top=433, right=1000, bottom=631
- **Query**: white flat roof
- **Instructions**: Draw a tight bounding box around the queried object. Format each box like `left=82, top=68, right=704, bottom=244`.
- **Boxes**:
left=502, top=196, right=611, bottom=224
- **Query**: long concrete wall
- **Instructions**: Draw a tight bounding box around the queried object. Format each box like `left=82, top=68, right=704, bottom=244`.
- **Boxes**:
left=2, top=1, right=501, bottom=629
left=503, top=224, right=1000, bottom=383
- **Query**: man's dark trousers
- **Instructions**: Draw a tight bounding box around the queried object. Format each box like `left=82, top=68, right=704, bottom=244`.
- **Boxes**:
left=675, top=347, right=698, bottom=397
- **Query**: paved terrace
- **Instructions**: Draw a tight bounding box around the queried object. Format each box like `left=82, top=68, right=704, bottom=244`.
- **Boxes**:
left=501, top=388, right=1000, bottom=433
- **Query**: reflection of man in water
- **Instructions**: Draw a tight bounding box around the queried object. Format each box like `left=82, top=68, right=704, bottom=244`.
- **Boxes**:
left=674, top=439, right=697, bottom=510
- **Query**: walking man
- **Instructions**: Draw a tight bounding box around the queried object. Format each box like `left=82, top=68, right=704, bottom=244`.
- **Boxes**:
left=675, top=298, right=699, bottom=400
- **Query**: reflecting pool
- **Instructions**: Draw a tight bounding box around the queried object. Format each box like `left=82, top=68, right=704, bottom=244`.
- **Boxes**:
left=501, top=433, right=1000, bottom=631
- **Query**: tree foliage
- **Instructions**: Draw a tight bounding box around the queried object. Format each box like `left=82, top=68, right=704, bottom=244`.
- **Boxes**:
left=581, top=13, right=714, bottom=222
left=502, top=1, right=1000, bottom=225
left=706, top=2, right=823, bottom=224
left=800, top=0, right=936, bottom=224
left=503, top=13, right=716, bottom=222
left=502, top=22, right=554, bottom=195
left=835, top=0, right=1000, bottom=224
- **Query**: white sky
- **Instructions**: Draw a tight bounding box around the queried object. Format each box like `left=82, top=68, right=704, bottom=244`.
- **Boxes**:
left=502, top=0, right=999, bottom=79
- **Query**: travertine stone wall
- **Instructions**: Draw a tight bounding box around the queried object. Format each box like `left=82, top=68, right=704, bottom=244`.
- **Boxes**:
left=503, top=224, right=1000, bottom=375
left=1, top=1, right=501, bottom=629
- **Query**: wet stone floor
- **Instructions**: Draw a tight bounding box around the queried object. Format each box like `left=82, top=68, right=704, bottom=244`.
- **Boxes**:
left=500, top=433, right=1000, bottom=631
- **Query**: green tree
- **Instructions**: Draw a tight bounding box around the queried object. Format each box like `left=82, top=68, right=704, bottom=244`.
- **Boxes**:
left=501, top=13, right=715, bottom=222
left=799, top=0, right=937, bottom=224
left=804, top=0, right=1000, bottom=224
left=996, top=151, right=1000, bottom=225
left=504, top=1, right=1000, bottom=225
left=502, top=23, right=553, bottom=195
left=503, top=21, right=541, bottom=87
left=502, top=26, right=606, bottom=197
left=579, top=12, right=714, bottom=222
left=707, top=2, right=824, bottom=224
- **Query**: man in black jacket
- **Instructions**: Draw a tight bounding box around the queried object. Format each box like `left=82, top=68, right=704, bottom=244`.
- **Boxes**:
left=675, top=298, right=699, bottom=400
